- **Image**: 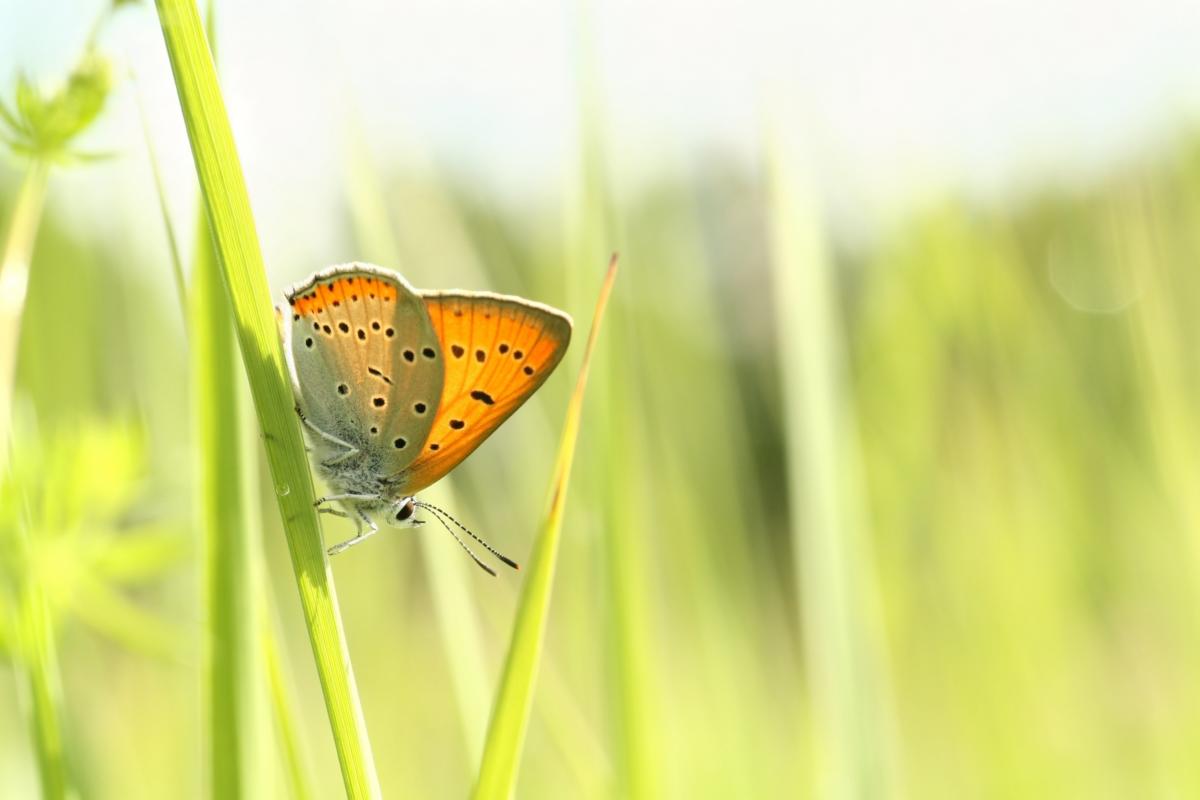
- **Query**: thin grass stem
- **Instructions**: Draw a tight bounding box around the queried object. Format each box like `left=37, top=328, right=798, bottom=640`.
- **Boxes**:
left=262, top=609, right=316, bottom=800
left=0, top=161, right=49, bottom=468
left=136, top=86, right=188, bottom=327
left=17, top=574, right=67, bottom=800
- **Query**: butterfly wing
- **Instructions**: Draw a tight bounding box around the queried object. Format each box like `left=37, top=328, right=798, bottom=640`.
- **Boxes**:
left=385, top=290, right=572, bottom=495
left=283, top=264, right=444, bottom=473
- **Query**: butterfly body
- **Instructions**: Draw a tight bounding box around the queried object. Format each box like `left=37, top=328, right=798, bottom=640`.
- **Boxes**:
left=279, top=263, right=571, bottom=553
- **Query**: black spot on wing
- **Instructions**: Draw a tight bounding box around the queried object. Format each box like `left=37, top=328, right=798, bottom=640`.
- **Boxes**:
left=367, top=366, right=393, bottom=385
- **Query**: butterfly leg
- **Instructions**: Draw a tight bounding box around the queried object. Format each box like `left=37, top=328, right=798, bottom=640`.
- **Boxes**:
left=317, top=499, right=372, bottom=541
left=314, top=492, right=381, bottom=507
left=327, top=509, right=380, bottom=556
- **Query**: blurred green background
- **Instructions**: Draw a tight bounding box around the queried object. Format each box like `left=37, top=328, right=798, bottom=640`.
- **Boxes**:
left=5, top=0, right=1200, bottom=798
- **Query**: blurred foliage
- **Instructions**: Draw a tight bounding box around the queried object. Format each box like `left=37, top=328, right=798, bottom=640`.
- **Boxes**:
left=0, top=54, right=114, bottom=164
left=5, top=72, right=1200, bottom=796
left=0, top=419, right=187, bottom=661
left=0, top=414, right=186, bottom=798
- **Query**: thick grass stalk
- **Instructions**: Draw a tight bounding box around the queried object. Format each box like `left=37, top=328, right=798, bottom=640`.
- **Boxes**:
left=193, top=208, right=259, bottom=798
left=145, top=69, right=309, bottom=800
left=768, top=134, right=895, bottom=799
left=473, top=256, right=618, bottom=800
left=153, top=2, right=380, bottom=796
left=0, top=161, right=49, bottom=468
left=153, top=148, right=311, bottom=800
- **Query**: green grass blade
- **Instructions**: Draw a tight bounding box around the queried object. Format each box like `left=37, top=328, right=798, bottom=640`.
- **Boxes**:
left=153, top=1, right=380, bottom=795
left=192, top=203, right=258, bottom=797
left=473, top=255, right=619, bottom=800
left=152, top=8, right=302, bottom=796
left=768, top=134, right=897, bottom=798
left=185, top=7, right=269, bottom=796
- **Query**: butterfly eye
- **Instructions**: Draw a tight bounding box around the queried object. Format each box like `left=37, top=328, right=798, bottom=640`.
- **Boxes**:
left=395, top=501, right=415, bottom=522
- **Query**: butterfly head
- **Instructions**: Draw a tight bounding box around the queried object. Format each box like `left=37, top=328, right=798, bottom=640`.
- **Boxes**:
left=385, top=497, right=424, bottom=529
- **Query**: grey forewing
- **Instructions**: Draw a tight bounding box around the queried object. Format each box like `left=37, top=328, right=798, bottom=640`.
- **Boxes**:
left=287, top=267, right=444, bottom=492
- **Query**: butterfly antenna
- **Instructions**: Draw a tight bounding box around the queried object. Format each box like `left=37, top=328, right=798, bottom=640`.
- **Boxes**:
left=415, top=501, right=520, bottom=570
left=420, top=507, right=497, bottom=577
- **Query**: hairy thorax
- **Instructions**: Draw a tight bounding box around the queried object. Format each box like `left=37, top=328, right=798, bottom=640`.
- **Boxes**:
left=308, top=437, right=393, bottom=506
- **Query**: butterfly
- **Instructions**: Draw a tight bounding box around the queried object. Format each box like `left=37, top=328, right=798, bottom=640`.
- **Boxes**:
left=279, top=263, right=572, bottom=572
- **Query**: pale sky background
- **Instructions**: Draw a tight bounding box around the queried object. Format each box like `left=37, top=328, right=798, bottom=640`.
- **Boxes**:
left=4, top=0, right=1200, bottom=277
